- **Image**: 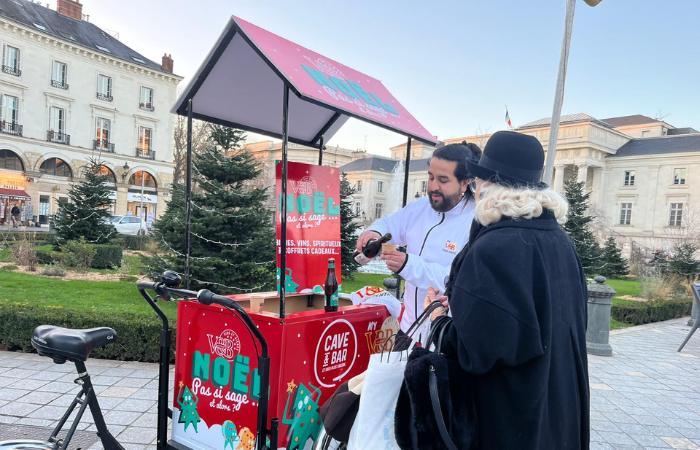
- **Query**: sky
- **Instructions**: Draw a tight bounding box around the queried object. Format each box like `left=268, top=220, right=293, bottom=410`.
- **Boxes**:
left=53, top=0, right=700, bottom=156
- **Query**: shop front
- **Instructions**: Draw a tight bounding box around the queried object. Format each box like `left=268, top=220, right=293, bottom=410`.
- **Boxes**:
left=0, top=169, right=32, bottom=226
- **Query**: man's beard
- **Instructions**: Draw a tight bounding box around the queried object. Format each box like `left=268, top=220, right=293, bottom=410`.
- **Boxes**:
left=429, top=191, right=463, bottom=212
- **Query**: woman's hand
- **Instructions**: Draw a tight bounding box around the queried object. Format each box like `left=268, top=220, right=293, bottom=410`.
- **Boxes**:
left=424, top=287, right=449, bottom=321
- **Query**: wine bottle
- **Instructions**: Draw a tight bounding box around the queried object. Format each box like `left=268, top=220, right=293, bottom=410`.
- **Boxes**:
left=353, top=233, right=392, bottom=265
left=324, top=258, right=339, bottom=312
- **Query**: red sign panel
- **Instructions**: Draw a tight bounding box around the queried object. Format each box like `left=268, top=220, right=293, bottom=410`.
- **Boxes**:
left=275, top=161, right=341, bottom=294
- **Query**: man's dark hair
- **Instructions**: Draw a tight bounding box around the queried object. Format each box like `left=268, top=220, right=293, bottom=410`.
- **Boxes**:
left=432, top=141, right=482, bottom=181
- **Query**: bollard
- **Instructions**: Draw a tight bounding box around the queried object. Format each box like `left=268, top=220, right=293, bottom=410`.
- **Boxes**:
left=586, top=275, right=615, bottom=357
left=688, top=281, right=699, bottom=327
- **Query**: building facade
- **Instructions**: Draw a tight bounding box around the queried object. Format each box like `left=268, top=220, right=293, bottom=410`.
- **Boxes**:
left=0, top=0, right=181, bottom=227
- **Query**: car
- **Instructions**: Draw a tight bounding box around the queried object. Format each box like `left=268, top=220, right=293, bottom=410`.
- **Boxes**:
left=108, top=215, right=149, bottom=236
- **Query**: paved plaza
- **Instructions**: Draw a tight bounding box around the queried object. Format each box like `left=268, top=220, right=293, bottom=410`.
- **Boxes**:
left=0, top=318, right=697, bottom=449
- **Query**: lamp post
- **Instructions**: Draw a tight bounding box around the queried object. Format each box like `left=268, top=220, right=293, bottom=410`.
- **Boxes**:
left=542, top=0, right=602, bottom=185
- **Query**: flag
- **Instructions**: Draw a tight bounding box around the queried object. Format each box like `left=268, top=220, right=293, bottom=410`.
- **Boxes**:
left=505, top=108, right=513, bottom=129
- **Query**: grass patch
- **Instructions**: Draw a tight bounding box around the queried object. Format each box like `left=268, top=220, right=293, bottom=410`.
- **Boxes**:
left=607, top=278, right=642, bottom=298
left=90, top=254, right=144, bottom=276
left=342, top=272, right=392, bottom=293
left=0, top=247, right=10, bottom=262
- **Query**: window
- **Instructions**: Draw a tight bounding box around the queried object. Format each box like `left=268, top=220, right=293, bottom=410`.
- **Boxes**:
left=138, top=126, right=152, bottom=151
left=39, top=157, right=72, bottom=177
left=51, top=61, right=68, bottom=89
left=97, top=165, right=117, bottom=184
left=619, top=203, right=632, bottom=225
left=377, top=180, right=384, bottom=193
left=420, top=180, right=428, bottom=195
left=139, top=86, right=154, bottom=110
left=97, top=74, right=112, bottom=101
left=669, top=203, right=683, bottom=227
left=374, top=203, right=383, bottom=219
left=128, top=171, right=157, bottom=189
left=0, top=95, right=21, bottom=135
left=49, top=106, right=65, bottom=133
left=95, top=117, right=111, bottom=147
left=0, top=149, right=23, bottom=171
left=2, top=45, right=20, bottom=76
left=673, top=168, right=687, bottom=185
left=623, top=170, right=635, bottom=186
left=356, top=180, right=362, bottom=192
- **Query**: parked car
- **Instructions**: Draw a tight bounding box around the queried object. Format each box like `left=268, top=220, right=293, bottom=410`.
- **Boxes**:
left=108, top=215, right=149, bottom=236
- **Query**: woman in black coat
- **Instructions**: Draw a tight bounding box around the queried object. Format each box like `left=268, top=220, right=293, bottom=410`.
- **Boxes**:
left=429, top=131, right=590, bottom=450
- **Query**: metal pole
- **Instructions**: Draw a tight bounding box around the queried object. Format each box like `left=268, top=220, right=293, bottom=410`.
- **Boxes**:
left=184, top=99, right=193, bottom=289
left=396, top=136, right=412, bottom=299
left=542, top=0, right=576, bottom=186
left=140, top=170, right=145, bottom=222
left=317, top=135, right=324, bottom=166
left=279, top=86, right=290, bottom=319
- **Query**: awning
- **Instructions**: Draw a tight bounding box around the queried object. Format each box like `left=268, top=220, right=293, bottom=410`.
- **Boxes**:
left=173, top=16, right=437, bottom=146
left=0, top=188, right=30, bottom=200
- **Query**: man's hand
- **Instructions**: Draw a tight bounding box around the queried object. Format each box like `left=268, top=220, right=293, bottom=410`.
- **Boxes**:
left=355, top=230, right=381, bottom=252
left=424, top=287, right=449, bottom=321
left=381, top=249, right=407, bottom=273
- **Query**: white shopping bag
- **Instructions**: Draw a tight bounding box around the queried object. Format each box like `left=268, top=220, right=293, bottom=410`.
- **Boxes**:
left=347, top=352, right=405, bottom=450
left=350, top=286, right=402, bottom=319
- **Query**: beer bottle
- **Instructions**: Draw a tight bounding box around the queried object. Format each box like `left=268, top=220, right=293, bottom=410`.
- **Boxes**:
left=353, top=233, right=392, bottom=265
left=324, top=258, right=339, bottom=312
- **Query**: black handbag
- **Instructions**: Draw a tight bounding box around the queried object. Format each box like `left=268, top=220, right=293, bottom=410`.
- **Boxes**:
left=395, top=316, right=477, bottom=450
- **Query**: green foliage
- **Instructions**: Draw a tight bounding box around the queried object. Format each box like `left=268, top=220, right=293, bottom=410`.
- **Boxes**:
left=611, top=298, right=692, bottom=325
left=41, top=266, right=65, bottom=277
left=53, top=158, right=116, bottom=246
left=563, top=178, right=601, bottom=276
left=340, top=173, right=361, bottom=279
left=61, top=239, right=96, bottom=270
left=668, top=241, right=700, bottom=279
left=149, top=126, right=275, bottom=293
left=115, top=235, right=151, bottom=251
left=92, top=245, right=123, bottom=269
left=36, top=249, right=57, bottom=265
left=600, top=237, right=629, bottom=278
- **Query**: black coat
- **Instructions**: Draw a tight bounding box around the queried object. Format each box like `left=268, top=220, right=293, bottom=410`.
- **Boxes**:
left=440, top=210, right=590, bottom=450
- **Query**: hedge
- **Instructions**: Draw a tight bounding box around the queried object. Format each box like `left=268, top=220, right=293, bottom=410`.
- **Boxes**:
left=0, top=303, right=175, bottom=362
left=611, top=298, right=692, bottom=326
left=92, top=244, right=123, bottom=269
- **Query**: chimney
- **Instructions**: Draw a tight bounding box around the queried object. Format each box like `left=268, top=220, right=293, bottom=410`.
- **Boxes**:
left=56, top=0, right=83, bottom=21
left=161, top=53, right=174, bottom=73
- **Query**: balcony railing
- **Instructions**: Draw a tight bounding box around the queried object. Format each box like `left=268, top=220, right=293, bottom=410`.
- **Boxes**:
left=139, top=102, right=154, bottom=111
left=136, top=148, right=156, bottom=160
left=47, top=130, right=70, bottom=145
left=96, top=92, right=113, bottom=102
left=93, top=139, right=115, bottom=153
left=50, top=79, right=69, bottom=90
left=2, top=65, right=21, bottom=77
left=0, top=120, right=23, bottom=136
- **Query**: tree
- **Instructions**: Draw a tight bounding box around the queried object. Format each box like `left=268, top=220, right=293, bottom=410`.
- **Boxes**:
left=563, top=178, right=601, bottom=276
left=150, top=126, right=276, bottom=292
left=340, top=172, right=361, bottom=279
left=53, top=158, right=116, bottom=246
left=172, top=116, right=211, bottom=185
left=599, top=237, right=629, bottom=278
left=668, top=241, right=700, bottom=281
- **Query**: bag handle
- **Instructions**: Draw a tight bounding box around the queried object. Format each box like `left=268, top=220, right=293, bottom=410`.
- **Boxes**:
left=429, top=365, right=458, bottom=450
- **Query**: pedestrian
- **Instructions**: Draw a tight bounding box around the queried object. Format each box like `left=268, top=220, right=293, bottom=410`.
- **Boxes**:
left=10, top=203, right=21, bottom=227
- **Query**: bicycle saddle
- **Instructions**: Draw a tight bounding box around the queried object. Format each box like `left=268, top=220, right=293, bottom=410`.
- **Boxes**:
left=31, top=325, right=117, bottom=364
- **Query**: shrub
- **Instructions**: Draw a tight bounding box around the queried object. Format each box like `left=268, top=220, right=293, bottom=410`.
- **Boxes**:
left=92, top=245, right=123, bottom=269
left=1, top=264, right=18, bottom=271
left=115, top=235, right=151, bottom=251
left=42, top=266, right=66, bottom=277
left=119, top=275, right=138, bottom=282
left=11, top=240, right=37, bottom=272
left=612, top=298, right=692, bottom=326
left=62, top=239, right=96, bottom=271
left=0, top=303, right=175, bottom=362
left=36, top=249, right=57, bottom=265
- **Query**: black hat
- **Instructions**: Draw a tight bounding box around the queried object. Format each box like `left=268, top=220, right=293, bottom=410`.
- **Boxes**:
left=467, top=131, right=547, bottom=188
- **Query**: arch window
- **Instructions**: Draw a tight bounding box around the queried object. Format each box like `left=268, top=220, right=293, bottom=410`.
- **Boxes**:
left=0, top=149, right=23, bottom=171
left=39, top=157, right=72, bottom=177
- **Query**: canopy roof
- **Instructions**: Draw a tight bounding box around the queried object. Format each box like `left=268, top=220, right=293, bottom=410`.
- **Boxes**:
left=173, top=16, right=437, bottom=146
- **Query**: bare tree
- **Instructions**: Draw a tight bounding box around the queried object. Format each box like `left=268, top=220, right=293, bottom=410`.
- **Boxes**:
left=172, top=117, right=212, bottom=185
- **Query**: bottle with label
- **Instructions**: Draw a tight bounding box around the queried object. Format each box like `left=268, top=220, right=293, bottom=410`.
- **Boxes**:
left=324, top=258, right=339, bottom=312
left=353, top=233, right=392, bottom=265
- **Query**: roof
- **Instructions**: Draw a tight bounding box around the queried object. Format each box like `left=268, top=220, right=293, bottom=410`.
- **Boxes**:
left=601, top=114, right=659, bottom=128
left=611, top=134, right=700, bottom=158
left=0, top=0, right=166, bottom=73
left=667, top=127, right=698, bottom=136
left=341, top=156, right=430, bottom=173
left=518, top=113, right=609, bottom=129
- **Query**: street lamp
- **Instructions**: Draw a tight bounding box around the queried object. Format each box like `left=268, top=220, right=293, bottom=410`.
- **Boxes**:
left=542, top=0, right=602, bottom=185
left=120, top=162, right=130, bottom=181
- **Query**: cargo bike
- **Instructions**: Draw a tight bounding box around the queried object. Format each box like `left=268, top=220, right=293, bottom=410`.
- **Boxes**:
left=4, top=15, right=438, bottom=450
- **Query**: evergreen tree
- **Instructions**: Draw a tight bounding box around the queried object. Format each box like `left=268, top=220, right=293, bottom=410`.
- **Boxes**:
left=563, top=178, right=601, bottom=276
left=668, top=241, right=700, bottom=280
left=340, top=172, right=361, bottom=279
left=150, top=126, right=276, bottom=292
left=600, top=237, right=629, bottom=278
left=649, top=249, right=670, bottom=276
left=53, top=158, right=116, bottom=246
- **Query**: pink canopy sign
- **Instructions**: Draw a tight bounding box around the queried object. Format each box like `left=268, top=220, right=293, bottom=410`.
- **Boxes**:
left=233, top=16, right=436, bottom=144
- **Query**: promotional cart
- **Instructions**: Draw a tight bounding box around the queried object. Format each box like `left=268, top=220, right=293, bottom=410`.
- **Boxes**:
left=164, top=15, right=438, bottom=450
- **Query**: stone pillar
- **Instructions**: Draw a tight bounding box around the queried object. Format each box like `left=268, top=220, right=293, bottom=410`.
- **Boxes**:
left=586, top=276, right=615, bottom=356
left=115, top=185, right=128, bottom=216
left=576, top=164, right=588, bottom=184
left=553, top=165, right=565, bottom=193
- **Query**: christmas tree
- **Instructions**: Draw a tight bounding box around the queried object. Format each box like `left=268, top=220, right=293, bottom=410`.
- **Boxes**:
left=340, top=172, right=361, bottom=279
left=53, top=158, right=116, bottom=246
left=150, top=125, right=276, bottom=292
left=599, top=237, right=629, bottom=278
left=563, top=178, right=601, bottom=276
left=668, top=241, right=700, bottom=281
